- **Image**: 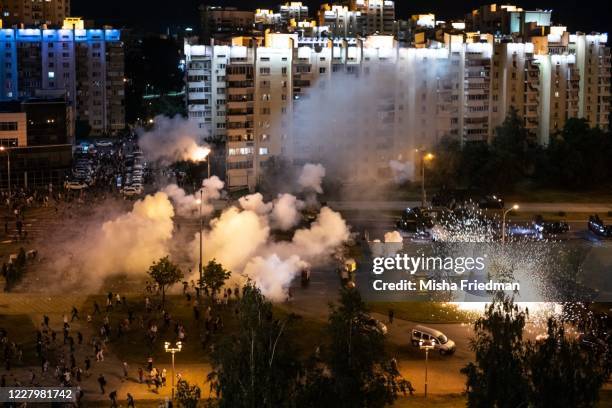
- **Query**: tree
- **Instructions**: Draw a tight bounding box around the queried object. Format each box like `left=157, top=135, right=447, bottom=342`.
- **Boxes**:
left=207, top=284, right=300, bottom=407
left=528, top=318, right=608, bottom=408
left=176, top=379, right=201, bottom=408
left=202, top=260, right=231, bottom=303
left=461, top=295, right=529, bottom=408
left=429, top=136, right=463, bottom=189
left=539, top=118, right=612, bottom=189
left=319, top=288, right=411, bottom=407
left=147, top=256, right=183, bottom=309
left=487, top=108, right=537, bottom=191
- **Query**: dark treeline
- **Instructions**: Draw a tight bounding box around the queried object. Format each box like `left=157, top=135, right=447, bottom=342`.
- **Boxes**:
left=429, top=109, right=612, bottom=193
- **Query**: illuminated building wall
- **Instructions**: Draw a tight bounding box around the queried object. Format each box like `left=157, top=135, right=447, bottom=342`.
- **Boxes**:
left=0, top=25, right=125, bottom=136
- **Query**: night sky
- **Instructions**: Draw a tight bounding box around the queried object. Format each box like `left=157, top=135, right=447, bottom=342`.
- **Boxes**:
left=71, top=0, right=610, bottom=35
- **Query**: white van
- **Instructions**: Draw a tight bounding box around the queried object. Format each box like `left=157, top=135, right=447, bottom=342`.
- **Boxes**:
left=411, top=325, right=456, bottom=355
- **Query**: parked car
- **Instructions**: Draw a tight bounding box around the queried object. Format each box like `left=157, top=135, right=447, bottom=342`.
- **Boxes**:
left=532, top=215, right=570, bottom=235
left=588, top=215, right=612, bottom=237
left=478, top=194, right=504, bottom=209
left=411, top=325, right=456, bottom=355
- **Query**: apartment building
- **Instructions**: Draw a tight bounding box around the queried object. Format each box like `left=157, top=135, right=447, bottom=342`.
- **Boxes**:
left=318, top=4, right=362, bottom=38
left=570, top=33, right=611, bottom=130
left=279, top=2, right=309, bottom=25
left=466, top=3, right=551, bottom=36
left=185, top=28, right=610, bottom=188
left=352, top=0, right=395, bottom=36
left=0, top=0, right=70, bottom=27
left=0, top=24, right=125, bottom=136
left=200, top=6, right=254, bottom=45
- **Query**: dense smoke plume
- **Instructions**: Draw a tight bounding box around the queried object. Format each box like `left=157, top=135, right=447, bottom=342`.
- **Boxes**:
left=163, top=176, right=224, bottom=217
left=193, top=193, right=349, bottom=302
left=138, top=115, right=211, bottom=163
left=389, top=160, right=415, bottom=184
left=41, top=193, right=176, bottom=290
left=298, top=163, right=326, bottom=194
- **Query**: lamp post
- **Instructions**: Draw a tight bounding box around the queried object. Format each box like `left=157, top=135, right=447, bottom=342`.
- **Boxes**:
left=197, top=190, right=203, bottom=298
left=502, top=204, right=519, bottom=244
left=419, top=338, right=437, bottom=397
left=164, top=341, right=182, bottom=400
left=417, top=150, right=435, bottom=208
left=0, top=146, right=11, bottom=202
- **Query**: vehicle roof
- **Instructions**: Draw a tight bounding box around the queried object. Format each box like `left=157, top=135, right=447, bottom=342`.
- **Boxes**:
left=413, top=325, right=445, bottom=337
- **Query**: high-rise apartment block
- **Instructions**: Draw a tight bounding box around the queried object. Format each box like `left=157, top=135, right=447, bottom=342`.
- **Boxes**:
left=0, top=23, right=125, bottom=136
left=279, top=2, right=309, bottom=25
left=0, top=0, right=70, bottom=27
left=186, top=3, right=610, bottom=189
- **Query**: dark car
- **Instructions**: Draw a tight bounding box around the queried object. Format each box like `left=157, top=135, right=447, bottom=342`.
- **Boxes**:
left=478, top=194, right=504, bottom=209
left=588, top=215, right=612, bottom=237
left=396, top=207, right=434, bottom=233
left=533, top=215, right=570, bottom=235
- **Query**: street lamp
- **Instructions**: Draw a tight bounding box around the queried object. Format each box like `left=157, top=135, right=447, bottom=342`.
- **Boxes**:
left=419, top=338, right=437, bottom=397
left=0, top=146, right=11, bottom=202
left=197, top=190, right=204, bottom=298
left=164, top=341, right=182, bottom=400
left=502, top=204, right=519, bottom=244
left=417, top=149, right=435, bottom=208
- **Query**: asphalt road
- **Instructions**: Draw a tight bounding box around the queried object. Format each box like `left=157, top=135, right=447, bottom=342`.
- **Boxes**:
left=328, top=201, right=612, bottom=213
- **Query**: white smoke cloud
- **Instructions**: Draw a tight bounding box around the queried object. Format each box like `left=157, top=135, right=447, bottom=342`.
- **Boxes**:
left=163, top=176, right=225, bottom=218
left=389, top=160, right=415, bottom=184
left=138, top=115, right=211, bottom=163
left=239, top=193, right=273, bottom=215
left=43, top=192, right=176, bottom=290
left=270, top=194, right=304, bottom=231
left=243, top=255, right=308, bottom=302
left=384, top=231, right=403, bottom=243
left=192, top=200, right=349, bottom=301
left=200, top=207, right=270, bottom=272
left=298, top=163, right=326, bottom=194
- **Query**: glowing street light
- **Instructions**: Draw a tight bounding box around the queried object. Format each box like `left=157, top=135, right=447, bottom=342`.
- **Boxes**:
left=419, top=338, right=437, bottom=397
left=416, top=149, right=435, bottom=208
left=502, top=204, right=519, bottom=244
left=164, top=341, right=183, bottom=400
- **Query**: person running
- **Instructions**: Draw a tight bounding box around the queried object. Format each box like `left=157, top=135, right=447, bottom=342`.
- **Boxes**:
left=109, top=390, right=118, bottom=408
left=71, top=306, right=79, bottom=321
left=127, top=393, right=135, bottom=408
left=97, top=374, right=106, bottom=394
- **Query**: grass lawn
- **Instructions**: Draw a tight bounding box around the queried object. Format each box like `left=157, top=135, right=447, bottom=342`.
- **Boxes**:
left=101, top=294, right=329, bottom=367
left=393, top=394, right=466, bottom=407
left=368, top=302, right=477, bottom=324
left=0, top=314, right=39, bottom=366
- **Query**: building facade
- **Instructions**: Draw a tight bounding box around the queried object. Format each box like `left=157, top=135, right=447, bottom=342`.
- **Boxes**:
left=0, top=25, right=125, bottom=136
left=185, top=31, right=610, bottom=190
left=0, top=0, right=70, bottom=27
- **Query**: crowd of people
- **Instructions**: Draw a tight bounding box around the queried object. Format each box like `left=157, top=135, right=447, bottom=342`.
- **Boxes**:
left=0, top=276, right=245, bottom=407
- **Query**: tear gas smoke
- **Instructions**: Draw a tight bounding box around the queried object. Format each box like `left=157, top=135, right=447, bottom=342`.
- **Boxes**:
left=138, top=115, right=211, bottom=163
left=163, top=176, right=225, bottom=217
left=192, top=198, right=350, bottom=301
left=270, top=193, right=305, bottom=231
left=42, top=192, right=176, bottom=290
left=298, top=163, right=326, bottom=194
left=389, top=160, right=415, bottom=184
left=238, top=193, right=273, bottom=215
left=384, top=231, right=403, bottom=243
left=243, top=255, right=308, bottom=302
